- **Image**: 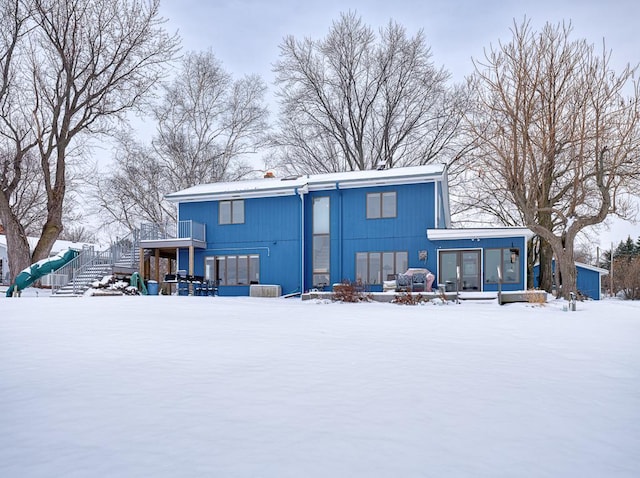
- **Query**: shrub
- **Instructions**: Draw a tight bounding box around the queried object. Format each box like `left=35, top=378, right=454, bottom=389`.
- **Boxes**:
left=611, top=256, right=640, bottom=300
left=525, top=289, right=547, bottom=305
left=392, top=292, right=428, bottom=305
left=332, top=280, right=371, bottom=302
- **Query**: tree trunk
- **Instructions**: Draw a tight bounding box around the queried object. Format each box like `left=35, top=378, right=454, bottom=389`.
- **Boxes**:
left=526, top=238, right=535, bottom=289
left=0, top=207, right=32, bottom=285
left=536, top=211, right=554, bottom=293
left=32, top=138, right=67, bottom=263
left=555, top=252, right=578, bottom=299
left=32, top=195, right=64, bottom=263
left=33, top=220, right=63, bottom=263
left=538, top=238, right=554, bottom=293
left=552, top=233, right=577, bottom=300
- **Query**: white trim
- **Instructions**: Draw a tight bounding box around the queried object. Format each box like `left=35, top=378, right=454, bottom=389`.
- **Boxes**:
left=434, top=181, right=439, bottom=228
left=333, top=174, right=442, bottom=189
left=165, top=164, right=447, bottom=203
left=139, top=238, right=206, bottom=249
left=427, top=228, right=534, bottom=240
left=298, top=187, right=305, bottom=293
left=575, top=261, right=609, bottom=275
left=307, top=182, right=337, bottom=191
left=534, top=260, right=610, bottom=276
left=524, top=236, right=529, bottom=288
left=168, top=186, right=299, bottom=203
left=441, top=168, right=452, bottom=228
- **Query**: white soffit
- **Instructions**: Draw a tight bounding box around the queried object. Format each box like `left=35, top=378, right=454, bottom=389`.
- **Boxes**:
left=427, top=228, right=535, bottom=240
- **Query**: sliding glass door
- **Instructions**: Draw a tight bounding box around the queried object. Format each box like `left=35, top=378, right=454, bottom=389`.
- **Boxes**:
left=438, top=250, right=481, bottom=291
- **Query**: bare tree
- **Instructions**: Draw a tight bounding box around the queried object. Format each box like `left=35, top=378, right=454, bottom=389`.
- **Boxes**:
left=0, top=0, right=179, bottom=285
left=96, top=50, right=269, bottom=230
left=95, top=132, right=175, bottom=232
left=0, top=0, right=40, bottom=285
left=464, top=19, right=640, bottom=299
left=273, top=11, right=466, bottom=173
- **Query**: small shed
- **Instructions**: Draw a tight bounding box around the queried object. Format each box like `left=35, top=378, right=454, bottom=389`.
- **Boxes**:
left=533, top=261, right=609, bottom=300
left=574, top=262, right=609, bottom=300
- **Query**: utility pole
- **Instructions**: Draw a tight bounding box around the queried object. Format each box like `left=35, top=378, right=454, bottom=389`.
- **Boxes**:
left=610, top=242, right=614, bottom=297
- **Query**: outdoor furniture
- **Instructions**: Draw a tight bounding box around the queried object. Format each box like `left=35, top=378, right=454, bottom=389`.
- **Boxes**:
left=383, top=279, right=397, bottom=292
left=396, top=273, right=411, bottom=292
left=396, top=268, right=436, bottom=293
left=194, top=281, right=205, bottom=296
left=177, top=281, right=189, bottom=296
left=205, top=279, right=219, bottom=296
left=411, top=272, right=427, bottom=292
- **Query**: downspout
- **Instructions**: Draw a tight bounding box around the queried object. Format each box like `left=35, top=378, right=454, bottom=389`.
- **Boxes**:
left=297, top=184, right=308, bottom=293
left=434, top=180, right=439, bottom=228
left=524, top=235, right=529, bottom=291
left=337, top=183, right=342, bottom=283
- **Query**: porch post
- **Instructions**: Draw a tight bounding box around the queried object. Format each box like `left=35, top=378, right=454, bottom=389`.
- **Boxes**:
left=139, top=247, right=145, bottom=280
left=189, top=245, right=195, bottom=295
left=154, top=249, right=160, bottom=283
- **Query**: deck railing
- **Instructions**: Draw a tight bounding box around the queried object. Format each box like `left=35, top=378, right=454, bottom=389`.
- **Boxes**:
left=49, top=245, right=108, bottom=295
left=140, top=220, right=205, bottom=242
left=50, top=229, right=140, bottom=295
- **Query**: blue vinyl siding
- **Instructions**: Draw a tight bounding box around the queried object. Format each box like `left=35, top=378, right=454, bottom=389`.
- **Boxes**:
left=171, top=173, right=533, bottom=296
left=179, top=195, right=302, bottom=295
left=575, top=266, right=602, bottom=300
left=303, top=182, right=437, bottom=291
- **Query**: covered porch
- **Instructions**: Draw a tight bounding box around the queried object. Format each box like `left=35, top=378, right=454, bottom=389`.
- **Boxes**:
left=138, top=221, right=206, bottom=294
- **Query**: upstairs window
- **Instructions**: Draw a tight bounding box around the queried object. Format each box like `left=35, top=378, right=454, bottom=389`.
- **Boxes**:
left=219, top=200, right=244, bottom=224
left=366, top=192, right=396, bottom=219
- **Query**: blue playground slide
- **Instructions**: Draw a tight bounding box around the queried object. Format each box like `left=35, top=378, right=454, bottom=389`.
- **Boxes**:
left=6, top=248, right=79, bottom=297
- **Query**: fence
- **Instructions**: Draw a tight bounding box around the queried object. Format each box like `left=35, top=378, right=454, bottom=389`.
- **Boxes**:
left=140, top=221, right=205, bottom=242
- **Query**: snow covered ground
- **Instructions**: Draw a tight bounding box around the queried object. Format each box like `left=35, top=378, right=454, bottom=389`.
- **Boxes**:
left=1, top=293, right=639, bottom=477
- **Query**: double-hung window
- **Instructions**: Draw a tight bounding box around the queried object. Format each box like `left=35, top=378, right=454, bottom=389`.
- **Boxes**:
left=366, top=192, right=396, bottom=219
left=219, top=200, right=244, bottom=224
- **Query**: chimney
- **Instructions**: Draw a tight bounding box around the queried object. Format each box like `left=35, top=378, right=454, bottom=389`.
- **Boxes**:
left=264, top=171, right=275, bottom=178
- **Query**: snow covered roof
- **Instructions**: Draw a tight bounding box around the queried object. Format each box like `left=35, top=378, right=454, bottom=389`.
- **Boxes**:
left=575, top=262, right=609, bottom=275
left=426, top=227, right=535, bottom=240
left=532, top=260, right=609, bottom=276
left=0, top=235, right=98, bottom=255
left=165, top=164, right=448, bottom=203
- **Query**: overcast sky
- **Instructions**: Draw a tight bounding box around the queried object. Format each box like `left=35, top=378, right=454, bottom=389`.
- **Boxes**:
left=159, top=0, right=640, bottom=85
left=155, top=0, right=640, bottom=249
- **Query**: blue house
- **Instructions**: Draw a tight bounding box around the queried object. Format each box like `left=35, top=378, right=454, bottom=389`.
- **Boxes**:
left=140, top=165, right=534, bottom=296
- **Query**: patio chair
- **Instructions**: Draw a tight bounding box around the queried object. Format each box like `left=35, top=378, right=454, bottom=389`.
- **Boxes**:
left=206, top=279, right=219, bottom=296
left=396, top=273, right=411, bottom=292
left=194, top=282, right=205, bottom=296
left=412, top=272, right=427, bottom=293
